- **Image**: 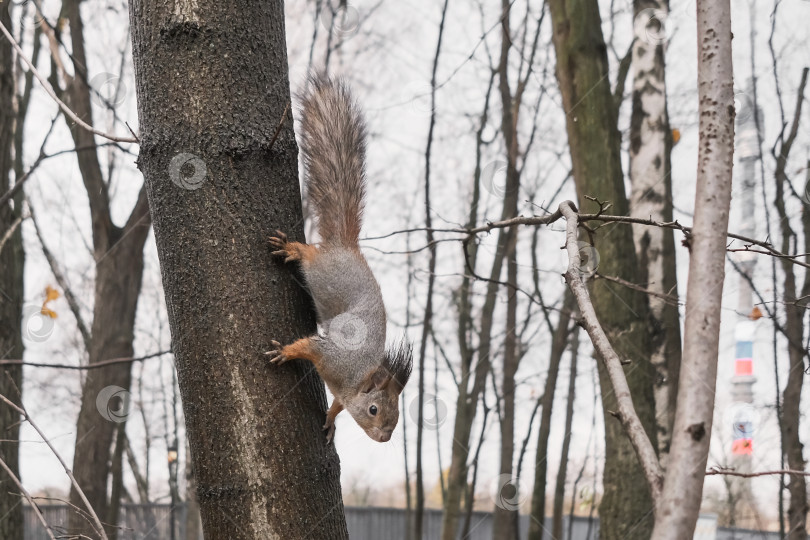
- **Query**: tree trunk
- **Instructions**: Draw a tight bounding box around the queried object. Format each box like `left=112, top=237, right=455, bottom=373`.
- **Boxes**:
left=184, top=442, right=202, bottom=540
left=528, top=291, right=574, bottom=540
left=552, top=323, right=579, bottom=540
left=68, top=229, right=149, bottom=537
left=441, top=71, right=494, bottom=540
left=0, top=6, right=23, bottom=540
left=651, top=0, right=735, bottom=536
left=773, top=68, right=808, bottom=540
left=62, top=1, right=153, bottom=535
left=546, top=0, right=658, bottom=537
left=416, top=3, right=450, bottom=536
left=128, top=1, right=348, bottom=538
left=628, top=0, right=682, bottom=466
left=491, top=248, right=519, bottom=539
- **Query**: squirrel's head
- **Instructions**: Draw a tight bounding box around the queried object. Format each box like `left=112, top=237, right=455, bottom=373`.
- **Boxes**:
left=346, top=341, right=413, bottom=443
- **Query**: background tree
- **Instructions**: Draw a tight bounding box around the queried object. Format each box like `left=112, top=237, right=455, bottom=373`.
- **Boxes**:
left=128, top=0, right=348, bottom=537
left=0, top=6, right=23, bottom=539
left=35, top=1, right=156, bottom=535
left=651, top=0, right=735, bottom=535
left=772, top=67, right=808, bottom=540
left=628, top=0, right=682, bottom=464
left=545, top=0, right=658, bottom=537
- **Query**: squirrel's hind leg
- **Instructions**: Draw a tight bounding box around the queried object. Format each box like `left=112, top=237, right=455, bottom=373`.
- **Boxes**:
left=269, top=230, right=318, bottom=263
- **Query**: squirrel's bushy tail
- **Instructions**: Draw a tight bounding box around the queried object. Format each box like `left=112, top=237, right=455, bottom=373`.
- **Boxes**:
left=299, top=74, right=367, bottom=247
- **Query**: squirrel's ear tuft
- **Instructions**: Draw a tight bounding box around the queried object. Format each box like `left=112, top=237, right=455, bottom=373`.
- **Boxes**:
left=382, top=339, right=413, bottom=394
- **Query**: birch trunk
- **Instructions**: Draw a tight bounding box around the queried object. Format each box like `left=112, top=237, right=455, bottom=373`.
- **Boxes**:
left=629, top=0, right=682, bottom=466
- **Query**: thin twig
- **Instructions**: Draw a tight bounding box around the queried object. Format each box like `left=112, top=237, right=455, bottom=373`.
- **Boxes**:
left=706, top=467, right=810, bottom=478
left=0, top=350, right=171, bottom=369
left=0, top=212, right=26, bottom=253
left=369, top=208, right=810, bottom=271
left=594, top=272, right=682, bottom=306
left=0, top=393, right=109, bottom=540
left=0, top=20, right=137, bottom=144
left=0, top=457, right=57, bottom=540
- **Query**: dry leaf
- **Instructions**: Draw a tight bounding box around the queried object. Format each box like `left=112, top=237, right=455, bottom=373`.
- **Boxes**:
left=45, top=285, right=60, bottom=303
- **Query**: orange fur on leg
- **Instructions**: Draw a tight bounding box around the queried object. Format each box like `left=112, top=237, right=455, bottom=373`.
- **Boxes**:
left=269, top=230, right=319, bottom=263
left=264, top=336, right=322, bottom=367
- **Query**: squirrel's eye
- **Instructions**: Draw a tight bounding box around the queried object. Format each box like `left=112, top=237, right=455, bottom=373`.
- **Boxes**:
left=369, top=405, right=378, bottom=416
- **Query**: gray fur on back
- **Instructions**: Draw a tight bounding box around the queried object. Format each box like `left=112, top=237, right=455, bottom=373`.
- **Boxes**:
left=301, top=246, right=386, bottom=391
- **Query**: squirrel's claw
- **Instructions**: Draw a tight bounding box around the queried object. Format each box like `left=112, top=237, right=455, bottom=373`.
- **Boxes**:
left=269, top=231, right=300, bottom=263
left=268, top=231, right=288, bottom=249
left=323, top=419, right=336, bottom=444
left=264, top=340, right=290, bottom=365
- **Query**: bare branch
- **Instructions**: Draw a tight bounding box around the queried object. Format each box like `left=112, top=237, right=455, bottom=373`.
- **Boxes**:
left=0, top=350, right=171, bottom=369
left=0, top=457, right=57, bottom=540
left=559, top=201, right=663, bottom=503
left=0, top=212, right=26, bottom=253
left=0, top=20, right=138, bottom=144
left=0, top=393, right=109, bottom=540
left=594, top=273, right=681, bottom=306
left=706, top=467, right=810, bottom=478
left=371, top=208, right=810, bottom=270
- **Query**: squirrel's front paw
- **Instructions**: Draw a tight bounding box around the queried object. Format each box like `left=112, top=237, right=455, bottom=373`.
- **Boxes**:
left=323, top=418, right=337, bottom=444
left=264, top=340, right=290, bottom=365
left=269, top=230, right=297, bottom=263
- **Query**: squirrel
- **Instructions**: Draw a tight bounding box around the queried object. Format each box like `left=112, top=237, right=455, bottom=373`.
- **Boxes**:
left=265, top=74, right=413, bottom=444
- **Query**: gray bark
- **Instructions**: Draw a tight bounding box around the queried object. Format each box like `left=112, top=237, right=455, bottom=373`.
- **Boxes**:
left=650, top=0, right=735, bottom=536
left=128, top=1, right=348, bottom=538
left=551, top=324, right=579, bottom=540
left=773, top=68, right=809, bottom=540
left=0, top=5, right=23, bottom=539
left=528, top=291, right=574, bottom=540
